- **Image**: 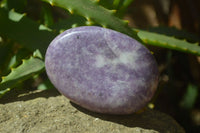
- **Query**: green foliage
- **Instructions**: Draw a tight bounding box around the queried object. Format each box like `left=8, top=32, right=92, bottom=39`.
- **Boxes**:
left=137, top=30, right=200, bottom=56
left=0, top=8, right=57, bottom=55
left=50, top=15, right=87, bottom=33
left=0, top=0, right=199, bottom=97
left=180, top=84, right=198, bottom=110
left=149, top=26, right=200, bottom=43
left=0, top=50, right=44, bottom=97
left=41, top=3, right=54, bottom=27
left=42, top=0, right=139, bottom=39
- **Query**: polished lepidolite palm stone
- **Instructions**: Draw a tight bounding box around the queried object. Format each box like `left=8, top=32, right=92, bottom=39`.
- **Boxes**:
left=45, top=26, right=159, bottom=114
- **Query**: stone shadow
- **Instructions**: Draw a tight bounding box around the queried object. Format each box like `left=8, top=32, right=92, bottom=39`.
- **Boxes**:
left=0, top=88, right=61, bottom=104
left=70, top=101, right=184, bottom=133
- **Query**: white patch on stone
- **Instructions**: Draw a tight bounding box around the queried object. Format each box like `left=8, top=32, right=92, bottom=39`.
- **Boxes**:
left=94, top=51, right=139, bottom=68
left=117, top=52, right=135, bottom=65
left=95, top=55, right=107, bottom=68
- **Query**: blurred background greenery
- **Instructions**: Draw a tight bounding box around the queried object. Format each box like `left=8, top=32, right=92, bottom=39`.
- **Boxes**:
left=0, top=0, right=199, bottom=132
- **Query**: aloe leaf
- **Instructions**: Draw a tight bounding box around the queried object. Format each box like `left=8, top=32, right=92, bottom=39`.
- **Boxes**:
left=0, top=0, right=7, bottom=7
left=4, top=0, right=27, bottom=13
left=122, top=0, right=134, bottom=8
left=37, top=78, right=54, bottom=90
left=113, top=0, right=134, bottom=9
left=50, top=15, right=87, bottom=33
left=7, top=48, right=31, bottom=70
left=137, top=30, right=200, bottom=56
left=149, top=26, right=200, bottom=43
left=0, top=51, right=45, bottom=92
left=0, top=43, right=12, bottom=75
left=41, top=3, right=54, bottom=26
left=117, top=0, right=134, bottom=17
left=97, top=0, right=116, bottom=10
left=41, top=0, right=139, bottom=40
left=0, top=88, right=10, bottom=98
left=180, top=84, right=198, bottom=110
left=0, top=8, right=57, bottom=55
left=113, top=0, right=121, bottom=8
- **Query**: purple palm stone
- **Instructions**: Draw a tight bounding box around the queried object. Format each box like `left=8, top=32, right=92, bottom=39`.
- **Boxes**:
left=45, top=26, right=159, bottom=114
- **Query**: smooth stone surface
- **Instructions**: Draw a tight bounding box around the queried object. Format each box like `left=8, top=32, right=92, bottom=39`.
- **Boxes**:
left=45, top=26, right=159, bottom=114
left=0, top=89, right=185, bottom=133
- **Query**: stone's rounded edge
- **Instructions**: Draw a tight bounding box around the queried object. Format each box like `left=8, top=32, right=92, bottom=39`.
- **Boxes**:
left=45, top=26, right=159, bottom=115
left=0, top=94, right=185, bottom=133
left=51, top=26, right=103, bottom=43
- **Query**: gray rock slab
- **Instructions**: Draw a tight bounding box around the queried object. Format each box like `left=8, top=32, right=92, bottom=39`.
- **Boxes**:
left=0, top=89, right=185, bottom=133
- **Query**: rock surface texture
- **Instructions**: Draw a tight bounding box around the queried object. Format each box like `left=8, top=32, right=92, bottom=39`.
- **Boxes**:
left=0, top=89, right=185, bottom=133
left=45, top=26, right=159, bottom=114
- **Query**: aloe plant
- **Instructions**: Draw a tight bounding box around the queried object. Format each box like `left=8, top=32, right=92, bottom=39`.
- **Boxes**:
left=0, top=50, right=44, bottom=97
left=0, top=0, right=199, bottom=97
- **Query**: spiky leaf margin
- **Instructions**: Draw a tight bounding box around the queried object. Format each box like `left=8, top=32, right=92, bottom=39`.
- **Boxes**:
left=41, top=0, right=139, bottom=40
left=0, top=51, right=45, bottom=94
left=137, top=30, right=200, bottom=56
left=0, top=8, right=57, bottom=55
